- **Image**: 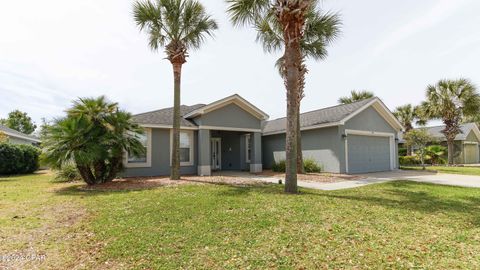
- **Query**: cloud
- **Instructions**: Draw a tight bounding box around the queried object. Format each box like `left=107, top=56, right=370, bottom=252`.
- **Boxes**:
left=372, top=0, right=472, bottom=56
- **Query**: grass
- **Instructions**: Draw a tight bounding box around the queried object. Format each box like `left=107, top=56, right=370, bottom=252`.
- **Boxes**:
left=402, top=165, right=480, bottom=176
left=2, top=173, right=480, bottom=269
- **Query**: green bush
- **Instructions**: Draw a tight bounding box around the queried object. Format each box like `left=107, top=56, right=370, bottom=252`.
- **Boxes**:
left=272, top=160, right=286, bottom=172
left=303, top=159, right=322, bottom=173
left=399, top=155, right=421, bottom=166
left=54, top=163, right=81, bottom=182
left=0, top=143, right=40, bottom=175
left=272, top=159, right=322, bottom=173
left=398, top=148, right=407, bottom=157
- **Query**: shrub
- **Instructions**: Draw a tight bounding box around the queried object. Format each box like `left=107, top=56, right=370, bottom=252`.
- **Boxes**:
left=0, top=143, right=40, bottom=175
left=303, top=159, right=322, bottom=173
left=272, top=160, right=286, bottom=172
left=272, top=159, right=322, bottom=173
left=54, top=163, right=82, bottom=182
left=399, top=155, right=421, bottom=166
left=398, top=147, right=407, bottom=157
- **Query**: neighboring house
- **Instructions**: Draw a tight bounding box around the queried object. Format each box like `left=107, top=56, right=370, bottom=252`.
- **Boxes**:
left=124, top=95, right=403, bottom=177
left=262, top=97, right=403, bottom=174
left=0, top=124, right=41, bottom=145
left=400, top=123, right=480, bottom=164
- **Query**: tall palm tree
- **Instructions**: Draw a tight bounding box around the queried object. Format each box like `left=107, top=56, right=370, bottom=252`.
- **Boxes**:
left=338, top=90, right=374, bottom=104
left=227, top=0, right=332, bottom=193
left=133, top=0, right=218, bottom=180
left=421, top=78, right=480, bottom=164
left=266, top=10, right=341, bottom=174
left=393, top=104, right=426, bottom=155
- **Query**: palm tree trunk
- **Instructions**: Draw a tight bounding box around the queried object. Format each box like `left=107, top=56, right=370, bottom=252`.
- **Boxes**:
left=171, top=62, right=182, bottom=180
left=76, top=164, right=96, bottom=185
left=283, top=38, right=301, bottom=194
left=447, top=139, right=454, bottom=165
left=296, top=109, right=304, bottom=174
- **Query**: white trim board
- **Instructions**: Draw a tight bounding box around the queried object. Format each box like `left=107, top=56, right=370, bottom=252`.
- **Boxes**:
left=199, top=125, right=261, bottom=133
left=140, top=124, right=198, bottom=130
left=344, top=129, right=396, bottom=174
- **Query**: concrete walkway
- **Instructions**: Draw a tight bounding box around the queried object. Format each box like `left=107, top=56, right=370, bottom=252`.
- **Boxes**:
left=359, top=170, right=480, bottom=188
left=250, top=170, right=480, bottom=191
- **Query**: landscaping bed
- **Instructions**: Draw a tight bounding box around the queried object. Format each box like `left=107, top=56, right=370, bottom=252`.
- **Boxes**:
left=258, top=170, right=362, bottom=183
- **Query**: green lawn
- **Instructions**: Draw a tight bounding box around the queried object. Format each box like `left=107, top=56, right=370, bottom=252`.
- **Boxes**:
left=402, top=165, right=480, bottom=176
left=2, top=173, right=480, bottom=269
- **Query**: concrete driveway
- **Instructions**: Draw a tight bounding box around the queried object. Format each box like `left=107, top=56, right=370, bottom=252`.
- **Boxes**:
left=358, top=170, right=480, bottom=188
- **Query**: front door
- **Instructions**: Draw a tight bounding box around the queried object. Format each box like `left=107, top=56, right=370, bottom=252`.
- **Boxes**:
left=211, top=138, right=221, bottom=170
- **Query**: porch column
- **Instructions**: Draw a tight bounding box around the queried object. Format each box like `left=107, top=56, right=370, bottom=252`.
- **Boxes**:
left=250, top=132, right=263, bottom=173
left=198, top=129, right=211, bottom=176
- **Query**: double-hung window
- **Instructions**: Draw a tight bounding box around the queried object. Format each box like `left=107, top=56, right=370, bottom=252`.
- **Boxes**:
left=125, top=129, right=151, bottom=168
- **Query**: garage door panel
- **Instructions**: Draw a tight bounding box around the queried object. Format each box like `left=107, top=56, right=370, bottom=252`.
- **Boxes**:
left=348, top=135, right=391, bottom=174
left=464, top=144, right=479, bottom=164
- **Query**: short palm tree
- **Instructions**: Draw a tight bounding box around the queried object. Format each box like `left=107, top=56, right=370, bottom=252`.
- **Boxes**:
left=227, top=0, right=334, bottom=193
left=259, top=5, right=341, bottom=174
left=42, top=97, right=145, bottom=185
left=421, top=78, right=480, bottom=164
left=338, top=90, right=374, bottom=104
left=133, top=0, right=218, bottom=180
left=393, top=104, right=426, bottom=155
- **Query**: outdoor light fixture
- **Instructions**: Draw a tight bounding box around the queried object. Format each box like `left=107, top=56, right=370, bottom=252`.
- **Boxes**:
left=341, top=134, right=347, bottom=139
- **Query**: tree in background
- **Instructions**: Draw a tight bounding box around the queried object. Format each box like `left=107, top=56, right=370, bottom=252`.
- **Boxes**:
left=338, top=90, right=374, bottom=104
left=425, top=145, right=447, bottom=165
left=227, top=0, right=333, bottom=193
left=420, top=79, right=480, bottom=165
left=0, top=132, right=8, bottom=143
left=259, top=5, right=341, bottom=173
left=403, top=129, right=433, bottom=170
left=393, top=104, right=426, bottom=155
left=133, top=0, right=218, bottom=180
left=42, top=96, right=145, bottom=185
left=0, top=110, right=37, bottom=134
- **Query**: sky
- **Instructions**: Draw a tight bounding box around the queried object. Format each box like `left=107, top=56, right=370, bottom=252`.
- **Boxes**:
left=1, top=0, right=480, bottom=128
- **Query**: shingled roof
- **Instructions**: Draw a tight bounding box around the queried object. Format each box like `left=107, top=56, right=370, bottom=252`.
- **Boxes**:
left=0, top=124, right=41, bottom=142
left=262, top=97, right=376, bottom=134
left=133, top=104, right=205, bottom=127
left=423, top=123, right=479, bottom=141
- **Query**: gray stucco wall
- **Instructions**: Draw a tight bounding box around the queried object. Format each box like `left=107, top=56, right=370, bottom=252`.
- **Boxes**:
left=193, top=103, right=262, bottom=130
left=262, top=126, right=343, bottom=173
left=124, top=128, right=197, bottom=177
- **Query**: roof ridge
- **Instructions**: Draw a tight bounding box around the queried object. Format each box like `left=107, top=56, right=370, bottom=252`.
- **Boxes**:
left=268, top=97, right=377, bottom=122
left=133, top=104, right=206, bottom=117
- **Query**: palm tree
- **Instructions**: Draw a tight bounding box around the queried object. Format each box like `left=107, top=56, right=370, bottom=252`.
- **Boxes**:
left=393, top=104, right=426, bottom=155
left=263, top=7, right=341, bottom=174
left=338, top=90, right=374, bottom=104
left=133, top=0, right=218, bottom=180
left=421, top=79, right=480, bottom=164
left=43, top=97, right=145, bottom=185
left=227, top=0, right=333, bottom=193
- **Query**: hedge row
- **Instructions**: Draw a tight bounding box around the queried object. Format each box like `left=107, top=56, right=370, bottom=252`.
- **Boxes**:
left=0, top=143, right=40, bottom=175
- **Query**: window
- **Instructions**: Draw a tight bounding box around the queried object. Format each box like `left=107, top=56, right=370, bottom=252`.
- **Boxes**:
left=171, top=130, right=194, bottom=166
left=125, top=129, right=151, bottom=168
left=245, top=134, right=251, bottom=163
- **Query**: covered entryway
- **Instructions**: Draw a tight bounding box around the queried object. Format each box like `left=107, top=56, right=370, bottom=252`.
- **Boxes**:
left=346, top=130, right=394, bottom=174
left=464, top=143, right=479, bottom=164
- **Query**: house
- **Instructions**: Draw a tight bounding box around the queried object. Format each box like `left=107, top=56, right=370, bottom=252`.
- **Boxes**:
left=0, top=124, right=41, bottom=145
left=124, top=95, right=403, bottom=177
left=401, top=123, right=480, bottom=164
left=262, top=97, right=403, bottom=174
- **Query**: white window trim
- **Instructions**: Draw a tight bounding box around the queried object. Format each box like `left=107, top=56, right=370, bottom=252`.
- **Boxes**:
left=245, top=134, right=251, bottom=163
left=344, top=129, right=396, bottom=173
left=170, top=129, right=195, bottom=167
left=124, top=128, right=152, bottom=168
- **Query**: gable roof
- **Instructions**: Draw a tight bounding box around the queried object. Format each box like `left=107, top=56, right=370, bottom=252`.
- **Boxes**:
left=133, top=94, right=269, bottom=129
left=421, top=122, right=480, bottom=141
left=133, top=104, right=205, bottom=128
left=0, top=124, right=41, bottom=143
left=262, top=97, right=403, bottom=135
left=183, top=94, right=269, bottom=120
